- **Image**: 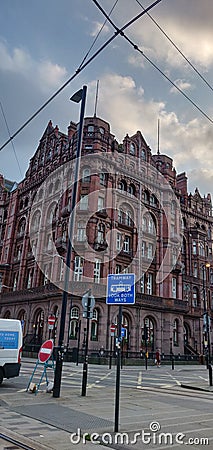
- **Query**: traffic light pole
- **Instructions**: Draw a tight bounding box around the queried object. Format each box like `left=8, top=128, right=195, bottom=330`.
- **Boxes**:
left=81, top=294, right=91, bottom=396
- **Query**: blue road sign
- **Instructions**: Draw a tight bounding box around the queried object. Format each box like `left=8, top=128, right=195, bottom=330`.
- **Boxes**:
left=107, top=273, right=135, bottom=304
left=121, top=327, right=127, bottom=338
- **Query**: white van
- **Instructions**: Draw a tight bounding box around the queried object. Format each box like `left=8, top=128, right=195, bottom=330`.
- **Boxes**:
left=0, top=319, right=23, bottom=384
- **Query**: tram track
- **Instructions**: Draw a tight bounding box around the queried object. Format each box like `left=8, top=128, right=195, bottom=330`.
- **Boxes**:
left=0, top=432, right=47, bottom=450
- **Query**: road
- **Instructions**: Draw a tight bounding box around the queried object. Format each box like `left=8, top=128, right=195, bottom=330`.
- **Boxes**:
left=1, top=360, right=213, bottom=449
left=1, top=359, right=210, bottom=392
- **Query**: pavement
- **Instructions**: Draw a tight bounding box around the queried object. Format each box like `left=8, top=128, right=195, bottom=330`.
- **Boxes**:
left=0, top=359, right=213, bottom=450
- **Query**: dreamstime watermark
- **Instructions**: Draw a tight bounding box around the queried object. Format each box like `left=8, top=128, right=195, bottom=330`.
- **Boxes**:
left=29, top=153, right=183, bottom=296
left=70, top=421, right=209, bottom=446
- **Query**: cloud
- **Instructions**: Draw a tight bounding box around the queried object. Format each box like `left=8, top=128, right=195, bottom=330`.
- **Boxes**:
left=170, top=79, right=192, bottom=94
left=0, top=41, right=67, bottom=93
left=89, top=20, right=110, bottom=37
left=90, top=72, right=213, bottom=197
left=117, top=0, right=213, bottom=70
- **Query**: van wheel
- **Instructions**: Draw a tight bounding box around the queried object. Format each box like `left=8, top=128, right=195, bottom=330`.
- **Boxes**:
left=0, top=368, right=3, bottom=385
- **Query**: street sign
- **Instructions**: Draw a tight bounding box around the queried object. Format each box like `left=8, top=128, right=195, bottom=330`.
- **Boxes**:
left=38, top=339, right=54, bottom=364
left=110, top=323, right=116, bottom=337
left=48, top=315, right=56, bottom=330
left=82, top=291, right=95, bottom=309
left=121, top=327, right=126, bottom=338
left=106, top=274, right=135, bottom=304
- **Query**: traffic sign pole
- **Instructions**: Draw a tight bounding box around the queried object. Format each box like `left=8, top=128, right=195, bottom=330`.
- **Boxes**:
left=81, top=289, right=95, bottom=396
left=109, top=324, right=116, bottom=370
left=114, top=305, right=122, bottom=432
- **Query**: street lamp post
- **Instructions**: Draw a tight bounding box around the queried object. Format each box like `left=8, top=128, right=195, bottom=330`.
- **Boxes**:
left=202, top=263, right=212, bottom=386
left=53, top=85, right=87, bottom=398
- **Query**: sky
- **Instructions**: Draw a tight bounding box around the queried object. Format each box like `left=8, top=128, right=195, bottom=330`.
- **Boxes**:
left=0, top=0, right=213, bottom=199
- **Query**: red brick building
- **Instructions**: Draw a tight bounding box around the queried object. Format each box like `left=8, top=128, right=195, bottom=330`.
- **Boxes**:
left=0, top=116, right=212, bottom=358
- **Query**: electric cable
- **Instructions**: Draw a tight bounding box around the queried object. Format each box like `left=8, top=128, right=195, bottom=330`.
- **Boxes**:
left=92, top=0, right=213, bottom=125
left=0, top=0, right=161, bottom=152
left=135, top=0, right=213, bottom=93
left=78, top=0, right=119, bottom=71
left=0, top=100, right=23, bottom=178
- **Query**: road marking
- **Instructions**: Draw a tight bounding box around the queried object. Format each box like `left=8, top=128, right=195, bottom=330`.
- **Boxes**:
left=136, top=371, right=142, bottom=388
left=168, top=373, right=181, bottom=385
left=87, top=370, right=112, bottom=389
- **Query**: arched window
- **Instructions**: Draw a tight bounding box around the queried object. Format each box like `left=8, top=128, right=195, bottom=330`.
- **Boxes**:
left=33, top=309, right=44, bottom=344
left=130, top=142, right=135, bottom=155
left=91, top=308, right=99, bottom=341
left=141, top=149, right=146, bottom=161
left=17, top=309, right=26, bottom=335
left=192, top=286, right=199, bottom=307
left=18, top=218, right=26, bottom=235
left=128, top=184, right=135, bottom=195
left=46, top=148, right=52, bottom=161
left=97, top=223, right=105, bottom=243
left=47, top=205, right=56, bottom=224
left=69, top=307, right=79, bottom=340
left=199, top=241, right=205, bottom=257
left=143, top=190, right=149, bottom=203
left=99, top=172, right=107, bottom=186
left=142, top=317, right=154, bottom=350
left=118, top=180, right=127, bottom=191
left=4, top=310, right=11, bottom=319
left=142, top=216, right=147, bottom=232
left=118, top=208, right=124, bottom=223
left=184, top=323, right=191, bottom=346
left=193, top=262, right=198, bottom=277
left=150, top=194, right=157, bottom=206
left=82, top=168, right=90, bottom=182
left=173, top=319, right=179, bottom=346
left=88, top=125, right=94, bottom=135
left=126, top=210, right=133, bottom=227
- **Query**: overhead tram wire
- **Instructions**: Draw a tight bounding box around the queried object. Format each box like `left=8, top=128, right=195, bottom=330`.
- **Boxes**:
left=0, top=0, right=162, bottom=152
left=135, top=0, right=213, bottom=94
left=0, top=100, right=23, bottom=178
left=78, top=0, right=119, bottom=71
left=92, top=0, right=213, bottom=125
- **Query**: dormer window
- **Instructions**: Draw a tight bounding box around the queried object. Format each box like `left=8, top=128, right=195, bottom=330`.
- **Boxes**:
left=99, top=127, right=105, bottom=134
left=88, top=125, right=94, bottom=136
left=141, top=149, right=146, bottom=161
left=130, top=143, right=135, bottom=155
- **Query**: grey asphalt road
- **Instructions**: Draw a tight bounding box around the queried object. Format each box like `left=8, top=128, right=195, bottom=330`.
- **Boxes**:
left=0, top=361, right=213, bottom=450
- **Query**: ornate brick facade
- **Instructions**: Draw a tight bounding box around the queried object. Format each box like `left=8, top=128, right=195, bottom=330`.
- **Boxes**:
left=0, top=116, right=212, bottom=357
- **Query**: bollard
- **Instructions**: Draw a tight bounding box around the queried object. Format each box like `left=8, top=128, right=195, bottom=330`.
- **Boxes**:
left=209, top=364, right=213, bottom=387
left=171, top=355, right=175, bottom=370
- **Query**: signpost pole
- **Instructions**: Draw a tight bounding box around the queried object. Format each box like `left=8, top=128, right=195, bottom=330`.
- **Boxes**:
left=114, top=304, right=122, bottom=432
left=109, top=324, right=116, bottom=370
left=109, top=334, right=113, bottom=370
left=106, top=273, right=135, bottom=433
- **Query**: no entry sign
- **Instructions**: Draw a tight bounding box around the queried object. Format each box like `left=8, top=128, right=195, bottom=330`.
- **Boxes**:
left=38, top=339, right=54, bottom=363
left=48, top=315, right=56, bottom=330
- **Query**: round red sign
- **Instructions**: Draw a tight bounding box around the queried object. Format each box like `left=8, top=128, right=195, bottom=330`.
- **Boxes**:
left=48, top=315, right=56, bottom=326
left=110, top=324, right=116, bottom=332
left=38, top=339, right=54, bottom=363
